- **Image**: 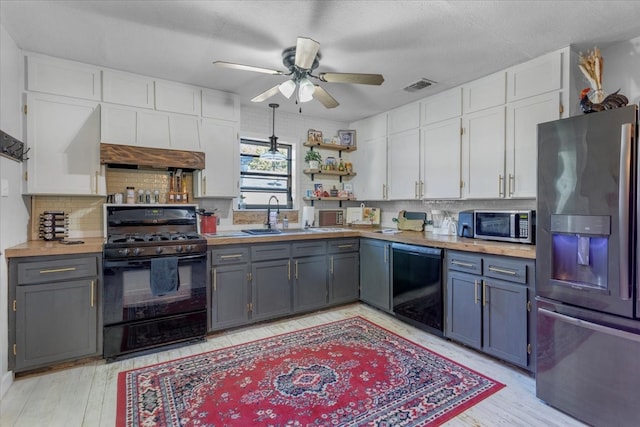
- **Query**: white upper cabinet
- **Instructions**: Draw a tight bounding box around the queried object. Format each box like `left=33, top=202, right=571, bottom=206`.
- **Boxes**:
left=24, top=93, right=105, bottom=195
left=462, top=71, right=506, bottom=114
left=26, top=54, right=101, bottom=101
left=421, top=118, right=462, bottom=199
left=462, top=106, right=506, bottom=199
left=193, top=118, right=239, bottom=198
left=387, top=103, right=420, bottom=134
left=202, top=88, right=240, bottom=121
left=102, top=69, right=154, bottom=108
left=506, top=92, right=561, bottom=198
left=154, top=80, right=201, bottom=116
left=350, top=135, right=387, bottom=200
left=387, top=128, right=421, bottom=200
left=421, top=87, right=462, bottom=125
left=507, top=50, right=562, bottom=102
left=350, top=113, right=388, bottom=200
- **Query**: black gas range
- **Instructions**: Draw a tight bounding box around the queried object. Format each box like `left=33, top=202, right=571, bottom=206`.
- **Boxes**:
left=102, top=204, right=208, bottom=360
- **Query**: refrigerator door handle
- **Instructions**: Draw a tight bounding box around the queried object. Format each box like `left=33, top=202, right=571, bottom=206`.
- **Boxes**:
left=539, top=307, right=640, bottom=343
left=619, top=123, right=632, bottom=300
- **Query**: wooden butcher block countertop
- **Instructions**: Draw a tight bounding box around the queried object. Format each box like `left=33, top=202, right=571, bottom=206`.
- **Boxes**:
left=5, top=230, right=535, bottom=260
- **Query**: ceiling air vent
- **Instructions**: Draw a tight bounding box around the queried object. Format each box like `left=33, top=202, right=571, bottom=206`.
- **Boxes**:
left=403, top=78, right=436, bottom=92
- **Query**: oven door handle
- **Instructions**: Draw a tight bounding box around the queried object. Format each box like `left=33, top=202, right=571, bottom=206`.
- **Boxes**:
left=103, top=253, right=207, bottom=268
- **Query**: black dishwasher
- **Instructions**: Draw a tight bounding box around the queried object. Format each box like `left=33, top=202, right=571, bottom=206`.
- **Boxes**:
left=392, top=243, right=443, bottom=336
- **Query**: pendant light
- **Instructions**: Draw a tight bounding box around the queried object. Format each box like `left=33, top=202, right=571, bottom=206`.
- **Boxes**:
left=260, top=103, right=286, bottom=161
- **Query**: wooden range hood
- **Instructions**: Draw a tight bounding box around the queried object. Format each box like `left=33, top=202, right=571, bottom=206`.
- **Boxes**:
left=100, top=143, right=205, bottom=170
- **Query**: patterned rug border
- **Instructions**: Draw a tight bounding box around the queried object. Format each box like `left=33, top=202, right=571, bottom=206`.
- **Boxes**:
left=117, top=315, right=506, bottom=426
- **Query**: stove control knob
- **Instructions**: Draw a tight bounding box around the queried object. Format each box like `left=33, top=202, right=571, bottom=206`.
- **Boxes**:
left=118, top=248, right=130, bottom=257
left=186, top=244, right=193, bottom=252
left=155, top=247, right=164, bottom=255
left=132, top=248, right=141, bottom=256
left=175, top=245, right=184, bottom=253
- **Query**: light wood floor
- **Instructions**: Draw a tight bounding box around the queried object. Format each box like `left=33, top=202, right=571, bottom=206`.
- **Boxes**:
left=1, top=303, right=586, bottom=427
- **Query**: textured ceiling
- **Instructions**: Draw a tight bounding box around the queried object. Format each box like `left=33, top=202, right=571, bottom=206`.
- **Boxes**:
left=2, top=0, right=640, bottom=122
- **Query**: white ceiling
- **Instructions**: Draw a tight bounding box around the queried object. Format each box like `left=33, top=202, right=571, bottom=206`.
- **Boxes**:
left=2, top=0, right=640, bottom=123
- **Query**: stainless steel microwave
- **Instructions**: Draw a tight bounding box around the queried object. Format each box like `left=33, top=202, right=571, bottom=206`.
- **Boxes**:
left=474, top=210, right=535, bottom=244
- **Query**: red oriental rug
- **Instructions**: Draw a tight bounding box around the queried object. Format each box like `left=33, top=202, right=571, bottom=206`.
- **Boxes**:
left=117, top=317, right=505, bottom=426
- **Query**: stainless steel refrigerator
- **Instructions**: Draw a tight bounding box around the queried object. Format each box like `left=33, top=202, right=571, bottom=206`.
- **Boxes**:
left=536, top=104, right=640, bottom=427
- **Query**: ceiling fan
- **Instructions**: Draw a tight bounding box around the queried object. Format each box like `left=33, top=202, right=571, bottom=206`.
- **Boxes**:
left=213, top=36, right=384, bottom=109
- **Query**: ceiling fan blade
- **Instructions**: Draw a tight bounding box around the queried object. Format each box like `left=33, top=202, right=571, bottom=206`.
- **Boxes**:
left=295, top=37, right=320, bottom=70
left=251, top=85, right=281, bottom=103
left=313, top=85, right=339, bottom=109
left=319, top=72, right=384, bottom=85
left=213, top=61, right=283, bottom=75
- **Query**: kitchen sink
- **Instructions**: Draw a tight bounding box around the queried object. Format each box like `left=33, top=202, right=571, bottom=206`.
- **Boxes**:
left=241, top=228, right=283, bottom=235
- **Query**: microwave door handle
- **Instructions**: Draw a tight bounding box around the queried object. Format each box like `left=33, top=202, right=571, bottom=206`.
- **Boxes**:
left=619, top=123, right=632, bottom=300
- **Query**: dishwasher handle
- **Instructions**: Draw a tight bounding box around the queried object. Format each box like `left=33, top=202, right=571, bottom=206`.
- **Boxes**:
left=391, top=243, right=442, bottom=257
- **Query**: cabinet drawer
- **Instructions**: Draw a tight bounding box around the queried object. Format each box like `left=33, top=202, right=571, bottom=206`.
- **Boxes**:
left=211, top=247, right=250, bottom=265
left=292, top=241, right=327, bottom=257
left=17, top=256, right=98, bottom=285
left=328, top=239, right=359, bottom=253
left=483, top=256, right=528, bottom=284
left=447, top=252, right=482, bottom=274
left=251, top=243, right=291, bottom=261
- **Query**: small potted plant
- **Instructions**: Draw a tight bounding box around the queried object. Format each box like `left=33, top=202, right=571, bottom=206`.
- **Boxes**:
left=304, top=150, right=322, bottom=170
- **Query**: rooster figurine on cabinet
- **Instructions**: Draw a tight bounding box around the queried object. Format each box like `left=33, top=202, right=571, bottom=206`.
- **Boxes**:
left=580, top=88, right=629, bottom=114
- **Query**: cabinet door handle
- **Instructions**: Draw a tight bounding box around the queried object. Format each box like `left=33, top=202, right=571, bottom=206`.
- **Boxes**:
left=451, top=260, right=474, bottom=269
left=330, top=256, right=334, bottom=274
left=508, top=173, right=515, bottom=196
left=295, top=260, right=299, bottom=279
left=288, top=260, right=291, bottom=280
left=474, top=279, right=479, bottom=304
left=415, top=181, right=419, bottom=198
left=203, top=176, right=207, bottom=196
left=482, top=280, right=487, bottom=306
left=338, top=244, right=354, bottom=249
left=498, top=175, right=504, bottom=197
left=382, top=184, right=386, bottom=199
left=213, top=268, right=217, bottom=291
left=40, top=267, right=76, bottom=274
left=220, top=254, right=243, bottom=259
left=94, top=171, right=99, bottom=194
left=488, top=266, right=517, bottom=276
left=90, top=280, right=95, bottom=307
left=420, top=181, right=424, bottom=198
left=384, top=247, right=388, bottom=264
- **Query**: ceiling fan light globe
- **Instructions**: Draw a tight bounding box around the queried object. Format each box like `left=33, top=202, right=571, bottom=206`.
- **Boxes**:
left=278, top=80, right=296, bottom=98
left=298, top=78, right=314, bottom=103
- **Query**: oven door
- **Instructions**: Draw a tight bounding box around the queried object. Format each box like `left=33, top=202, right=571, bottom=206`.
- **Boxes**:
left=103, top=252, right=207, bottom=326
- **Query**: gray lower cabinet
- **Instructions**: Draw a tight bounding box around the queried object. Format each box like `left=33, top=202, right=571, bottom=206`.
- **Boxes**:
left=328, top=239, right=360, bottom=305
left=446, top=250, right=534, bottom=370
left=293, top=241, right=328, bottom=313
left=210, top=246, right=251, bottom=330
left=9, top=254, right=101, bottom=372
left=251, top=258, right=292, bottom=321
left=359, top=238, right=391, bottom=312
left=209, top=238, right=362, bottom=331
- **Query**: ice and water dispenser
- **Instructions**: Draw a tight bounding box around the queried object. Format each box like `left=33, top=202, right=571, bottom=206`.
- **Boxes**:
left=550, top=214, right=610, bottom=290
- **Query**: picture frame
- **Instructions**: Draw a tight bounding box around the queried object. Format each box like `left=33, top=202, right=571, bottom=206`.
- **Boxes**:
left=307, top=129, right=323, bottom=145
left=338, top=129, right=356, bottom=147
left=313, top=183, right=324, bottom=197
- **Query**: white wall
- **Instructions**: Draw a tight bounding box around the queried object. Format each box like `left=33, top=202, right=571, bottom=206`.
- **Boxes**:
left=0, top=24, right=29, bottom=399
left=602, top=36, right=640, bottom=105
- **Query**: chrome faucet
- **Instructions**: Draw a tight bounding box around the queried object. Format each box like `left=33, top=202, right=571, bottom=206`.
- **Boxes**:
left=266, top=195, right=280, bottom=229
